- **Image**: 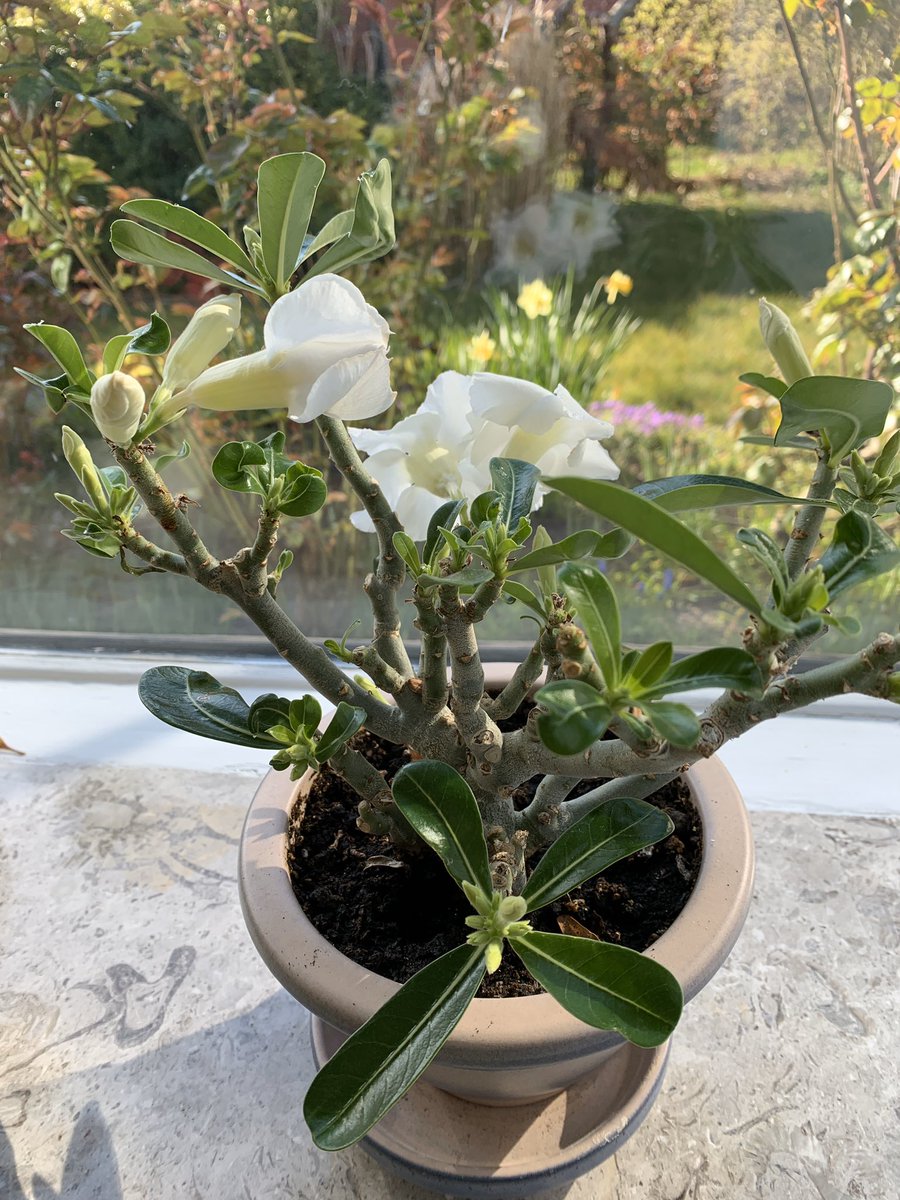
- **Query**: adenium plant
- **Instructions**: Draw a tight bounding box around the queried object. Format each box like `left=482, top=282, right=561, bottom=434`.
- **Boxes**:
left=18, top=153, right=900, bottom=1150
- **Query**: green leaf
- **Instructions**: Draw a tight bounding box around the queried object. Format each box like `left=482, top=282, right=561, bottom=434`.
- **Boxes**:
left=490, top=458, right=541, bottom=527
left=557, top=562, right=621, bottom=687
left=290, top=695, right=322, bottom=735
left=138, top=667, right=278, bottom=748
left=277, top=462, right=327, bottom=516
left=534, top=679, right=612, bottom=756
left=418, top=565, right=495, bottom=589
left=14, top=367, right=69, bottom=412
left=423, top=499, right=466, bottom=563
left=737, top=527, right=789, bottom=593
left=643, top=701, right=701, bottom=747
left=548, top=477, right=761, bottom=616
left=120, top=198, right=255, bottom=276
left=740, top=434, right=818, bottom=451
left=9, top=72, right=53, bottom=123
left=392, top=760, right=493, bottom=896
left=818, top=511, right=900, bottom=598
left=775, top=376, right=894, bottom=465
left=304, top=944, right=485, bottom=1150
left=522, top=798, right=673, bottom=913
left=635, top=474, right=829, bottom=513
left=153, top=440, right=191, bottom=474
left=23, top=323, right=92, bottom=393
left=258, top=153, right=326, bottom=291
left=316, top=702, right=366, bottom=761
left=642, top=647, right=763, bottom=699
left=302, top=208, right=354, bottom=259
left=510, top=528, right=633, bottom=574
left=110, top=220, right=263, bottom=294
left=510, top=933, right=683, bottom=1047
left=739, top=372, right=786, bottom=399
left=304, top=159, right=395, bottom=277
left=211, top=441, right=267, bottom=496
left=128, top=311, right=172, bottom=355
left=502, top=579, right=547, bottom=618
left=392, top=531, right=422, bottom=576
left=627, top=641, right=673, bottom=689
left=248, top=693, right=292, bottom=738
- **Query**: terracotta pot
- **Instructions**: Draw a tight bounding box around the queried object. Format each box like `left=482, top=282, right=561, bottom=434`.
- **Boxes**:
left=238, top=666, right=754, bottom=1196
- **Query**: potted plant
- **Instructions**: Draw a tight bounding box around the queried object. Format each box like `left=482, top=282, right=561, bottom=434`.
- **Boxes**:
left=20, top=153, right=899, bottom=1196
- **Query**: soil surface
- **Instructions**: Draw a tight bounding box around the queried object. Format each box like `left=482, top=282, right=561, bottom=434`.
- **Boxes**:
left=287, top=731, right=702, bottom=999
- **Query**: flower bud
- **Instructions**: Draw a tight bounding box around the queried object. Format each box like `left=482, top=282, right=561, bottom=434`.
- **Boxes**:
left=61, top=426, right=107, bottom=512
left=758, top=298, right=813, bottom=386
left=90, top=371, right=146, bottom=445
left=161, top=294, right=241, bottom=395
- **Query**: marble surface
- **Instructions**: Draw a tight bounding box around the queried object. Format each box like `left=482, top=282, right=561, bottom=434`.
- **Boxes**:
left=0, top=759, right=897, bottom=1200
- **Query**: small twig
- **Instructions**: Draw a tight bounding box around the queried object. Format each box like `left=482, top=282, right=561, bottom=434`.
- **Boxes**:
left=783, top=448, right=837, bottom=580
left=484, top=637, right=545, bottom=720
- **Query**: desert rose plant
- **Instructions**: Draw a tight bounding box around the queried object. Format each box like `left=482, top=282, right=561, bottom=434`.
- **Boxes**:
left=19, top=153, right=900, bottom=1151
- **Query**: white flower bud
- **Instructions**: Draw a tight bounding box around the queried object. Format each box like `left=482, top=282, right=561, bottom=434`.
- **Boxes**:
left=161, top=294, right=241, bottom=395
left=90, top=371, right=146, bottom=445
left=758, top=298, right=813, bottom=387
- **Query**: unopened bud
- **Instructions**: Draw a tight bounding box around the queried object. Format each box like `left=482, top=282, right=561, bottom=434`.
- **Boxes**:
left=758, top=298, right=813, bottom=387
left=161, top=294, right=241, bottom=394
left=61, top=426, right=107, bottom=512
left=90, top=371, right=146, bottom=445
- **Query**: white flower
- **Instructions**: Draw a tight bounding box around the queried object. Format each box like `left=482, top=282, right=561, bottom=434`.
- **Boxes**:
left=161, top=294, right=241, bottom=394
left=349, top=371, right=618, bottom=539
left=176, top=275, right=395, bottom=423
left=490, top=192, right=619, bottom=281
left=90, top=371, right=146, bottom=445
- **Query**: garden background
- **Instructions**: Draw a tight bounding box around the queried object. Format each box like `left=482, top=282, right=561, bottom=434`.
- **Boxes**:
left=1, top=0, right=897, bottom=647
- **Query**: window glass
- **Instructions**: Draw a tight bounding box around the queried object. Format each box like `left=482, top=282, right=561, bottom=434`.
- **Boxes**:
left=1, top=1, right=895, bottom=648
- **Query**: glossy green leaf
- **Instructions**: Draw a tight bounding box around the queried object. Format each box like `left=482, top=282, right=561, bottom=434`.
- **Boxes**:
left=23, top=323, right=92, bottom=393
left=14, top=367, right=69, bottom=412
left=643, top=701, right=701, bottom=747
left=628, top=641, right=673, bottom=688
left=557, top=561, right=621, bottom=687
left=740, top=434, right=818, bottom=451
left=502, top=579, right=547, bottom=618
left=548, top=477, right=761, bottom=615
left=211, top=441, right=267, bottom=496
left=423, top=499, right=466, bottom=563
left=736, top=527, right=789, bottom=592
left=510, top=528, right=633, bottom=574
left=248, top=693, right=292, bottom=738
left=120, top=198, right=255, bottom=276
left=304, top=159, right=395, bottom=277
left=392, top=760, right=493, bottom=896
left=304, top=944, right=485, bottom=1150
left=534, top=679, right=612, bottom=756
left=110, top=220, right=263, bottom=294
left=290, top=695, right=322, bottom=735
left=643, top=647, right=763, bottom=699
left=634, top=474, right=828, bottom=513
left=128, top=311, right=172, bottom=356
left=392, top=531, right=422, bottom=576
left=303, top=208, right=354, bottom=258
left=819, top=511, right=900, bottom=598
left=739, top=372, right=787, bottom=399
left=418, top=565, right=495, bottom=589
left=775, top=376, right=894, bottom=465
left=257, top=152, right=326, bottom=291
left=277, top=463, right=327, bottom=516
left=522, top=798, right=673, bottom=913
left=510, top=933, right=683, bottom=1047
left=490, top=458, right=541, bottom=528
left=138, top=666, right=278, bottom=748
left=316, top=702, right=366, bottom=761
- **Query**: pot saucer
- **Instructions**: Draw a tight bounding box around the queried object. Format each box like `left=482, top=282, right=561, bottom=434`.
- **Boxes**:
left=311, top=1017, right=669, bottom=1199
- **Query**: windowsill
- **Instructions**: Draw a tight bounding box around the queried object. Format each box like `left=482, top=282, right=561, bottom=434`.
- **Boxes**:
left=1, top=647, right=897, bottom=815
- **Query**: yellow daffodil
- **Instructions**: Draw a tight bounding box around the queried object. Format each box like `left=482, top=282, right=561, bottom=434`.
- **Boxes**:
left=517, top=279, right=553, bottom=320
left=467, top=331, right=496, bottom=364
left=604, top=270, right=633, bottom=304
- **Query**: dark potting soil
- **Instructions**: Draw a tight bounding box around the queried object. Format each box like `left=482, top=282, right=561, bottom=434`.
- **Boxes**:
left=287, top=731, right=702, bottom=999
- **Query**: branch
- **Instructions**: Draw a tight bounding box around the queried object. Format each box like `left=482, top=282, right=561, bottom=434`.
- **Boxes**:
left=440, top=586, right=504, bottom=778
left=412, top=587, right=449, bottom=714
left=117, top=527, right=189, bottom=575
left=234, top=507, right=281, bottom=597
left=552, top=772, right=680, bottom=839
left=483, top=636, right=544, bottom=720
left=316, top=415, right=412, bottom=679
left=783, top=447, right=837, bottom=580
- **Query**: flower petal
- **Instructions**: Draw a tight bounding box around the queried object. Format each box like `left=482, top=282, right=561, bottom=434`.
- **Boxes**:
left=293, top=348, right=395, bottom=423
left=264, top=273, right=389, bottom=353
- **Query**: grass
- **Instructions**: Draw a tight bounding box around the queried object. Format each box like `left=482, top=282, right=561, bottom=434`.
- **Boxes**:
left=602, top=293, right=816, bottom=418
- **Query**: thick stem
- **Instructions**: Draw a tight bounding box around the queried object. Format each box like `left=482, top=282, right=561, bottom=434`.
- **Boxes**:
left=783, top=448, right=837, bottom=580
left=117, top=527, right=189, bottom=575
left=413, top=588, right=449, bottom=714
left=440, top=588, right=504, bottom=780
left=316, top=415, right=412, bottom=680
left=234, top=507, right=281, bottom=597
left=483, top=637, right=545, bottom=720
left=552, top=772, right=680, bottom=838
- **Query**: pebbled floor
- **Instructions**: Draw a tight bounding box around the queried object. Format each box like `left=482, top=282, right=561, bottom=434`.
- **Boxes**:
left=1, top=761, right=896, bottom=1200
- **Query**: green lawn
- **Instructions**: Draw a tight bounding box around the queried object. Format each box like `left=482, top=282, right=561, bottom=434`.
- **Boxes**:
left=603, top=293, right=816, bottom=418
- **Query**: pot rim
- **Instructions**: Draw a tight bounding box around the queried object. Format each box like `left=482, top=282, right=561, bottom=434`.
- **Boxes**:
left=238, top=670, right=755, bottom=1068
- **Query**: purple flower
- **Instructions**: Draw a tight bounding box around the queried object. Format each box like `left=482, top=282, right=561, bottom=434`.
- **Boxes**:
left=591, top=399, right=705, bottom=435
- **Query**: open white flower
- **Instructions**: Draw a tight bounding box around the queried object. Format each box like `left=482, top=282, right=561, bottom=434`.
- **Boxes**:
left=176, top=275, right=395, bottom=423
left=161, top=294, right=241, bottom=395
left=90, top=371, right=146, bottom=445
left=349, top=370, right=618, bottom=539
